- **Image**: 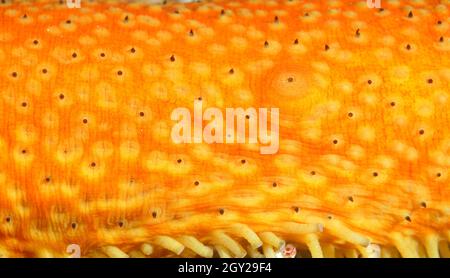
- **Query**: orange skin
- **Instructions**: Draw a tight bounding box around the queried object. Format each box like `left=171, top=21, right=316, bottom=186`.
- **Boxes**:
left=0, top=0, right=449, bottom=258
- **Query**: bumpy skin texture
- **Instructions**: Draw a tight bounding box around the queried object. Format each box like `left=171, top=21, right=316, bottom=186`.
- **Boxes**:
left=0, top=0, right=450, bottom=258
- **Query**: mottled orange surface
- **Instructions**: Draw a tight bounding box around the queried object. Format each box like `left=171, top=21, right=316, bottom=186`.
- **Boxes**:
left=0, top=0, right=449, bottom=258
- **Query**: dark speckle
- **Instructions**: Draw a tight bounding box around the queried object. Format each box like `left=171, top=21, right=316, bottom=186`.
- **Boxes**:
left=408, top=11, right=413, bottom=18
left=272, top=182, right=277, bottom=187
left=373, top=172, right=378, bottom=177
left=71, top=222, right=77, bottom=229
left=241, top=159, right=246, bottom=164
left=90, top=162, right=96, bottom=167
left=177, top=158, right=182, bottom=164
left=348, top=196, right=354, bottom=202
left=170, top=55, right=176, bottom=62
left=293, top=206, right=299, bottom=213
left=152, top=211, right=157, bottom=218
left=405, top=216, right=411, bottom=222
left=219, top=208, right=225, bottom=215
left=421, top=202, right=427, bottom=208
left=419, top=129, right=425, bottom=135
left=229, top=68, right=235, bottom=74
left=194, top=181, right=199, bottom=186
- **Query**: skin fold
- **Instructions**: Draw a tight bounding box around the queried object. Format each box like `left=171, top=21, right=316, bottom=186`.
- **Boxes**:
left=0, top=0, right=449, bottom=258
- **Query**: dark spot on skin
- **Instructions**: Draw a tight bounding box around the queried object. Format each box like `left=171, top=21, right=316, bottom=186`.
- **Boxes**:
left=373, top=172, right=378, bottom=177
left=437, top=21, right=442, bottom=25
left=45, top=176, right=51, bottom=183
left=117, top=70, right=123, bottom=76
left=390, top=102, right=396, bottom=107
left=11, top=72, right=17, bottom=78
left=130, top=48, right=136, bottom=53
left=405, top=216, right=411, bottom=222
left=304, top=12, right=309, bottom=17
left=33, top=40, right=39, bottom=45
left=174, top=10, right=179, bottom=14
left=241, top=159, right=246, bottom=164
left=406, top=44, right=411, bottom=50
left=194, top=181, right=199, bottom=186
left=245, top=115, right=250, bottom=119
left=189, top=29, right=194, bottom=36
left=100, top=53, right=105, bottom=57
left=170, top=55, right=175, bottom=62
left=42, top=68, right=48, bottom=74
left=272, top=182, right=277, bottom=187
left=310, top=171, right=316, bottom=175
left=274, top=16, right=279, bottom=23
left=220, top=9, right=225, bottom=16
left=440, top=37, right=444, bottom=43
left=229, top=68, right=235, bottom=74
left=264, top=41, right=269, bottom=48
left=356, top=29, right=360, bottom=37
left=5, top=216, right=11, bottom=223
left=436, top=172, right=442, bottom=177
left=22, top=14, right=27, bottom=19
left=71, top=222, right=77, bottom=229
left=408, top=11, right=413, bottom=18
left=325, top=44, right=330, bottom=51
left=421, top=202, right=427, bottom=208
left=293, top=206, right=299, bottom=213
left=428, top=79, right=434, bottom=84
left=294, top=39, right=299, bottom=45
left=197, top=97, right=202, bottom=101
left=90, top=162, right=96, bottom=167
left=177, top=159, right=182, bottom=164
left=327, top=215, right=333, bottom=220
left=379, top=8, right=384, bottom=12
left=21, top=149, right=27, bottom=154
left=21, top=102, right=27, bottom=107
left=59, top=93, right=65, bottom=100
left=83, top=118, right=88, bottom=124
left=66, top=20, right=71, bottom=24
left=348, top=112, right=354, bottom=117
left=118, top=221, right=124, bottom=227
left=333, top=139, right=338, bottom=145
left=348, top=196, right=354, bottom=202
left=219, top=208, right=225, bottom=215
left=419, top=129, right=425, bottom=135
left=124, top=15, right=129, bottom=22
left=367, top=80, right=373, bottom=85
left=139, top=112, right=145, bottom=117
left=287, top=77, right=294, bottom=83
left=152, top=211, right=157, bottom=218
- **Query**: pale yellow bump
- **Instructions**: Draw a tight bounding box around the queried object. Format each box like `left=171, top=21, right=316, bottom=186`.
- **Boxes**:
left=255, top=9, right=268, bottom=17
left=131, top=30, right=149, bottom=41
left=25, top=78, right=41, bottom=96
left=169, top=23, right=186, bottom=33
left=375, top=155, right=397, bottom=169
left=42, top=111, right=59, bottom=129
left=374, top=47, right=393, bottom=60
left=233, top=89, right=254, bottom=104
left=92, top=141, right=114, bottom=159
left=78, top=35, right=97, bottom=46
left=335, top=50, right=353, bottom=63
left=392, top=113, right=409, bottom=127
left=4, top=9, right=18, bottom=17
left=230, top=36, right=248, bottom=51
left=119, top=141, right=140, bottom=161
left=247, top=26, right=264, bottom=40
left=360, top=91, right=378, bottom=106
left=347, top=145, right=365, bottom=160
left=156, top=30, right=172, bottom=41
left=312, top=73, right=329, bottom=89
left=137, top=15, right=160, bottom=27
left=390, top=65, right=410, bottom=81
left=357, top=125, right=376, bottom=143
left=337, top=80, right=353, bottom=94
left=230, top=24, right=246, bottom=34
left=433, top=90, right=449, bottom=105
left=46, top=26, right=61, bottom=36
left=37, top=14, right=52, bottom=23
left=405, top=147, right=419, bottom=162
left=343, top=11, right=358, bottom=18
left=80, top=65, right=99, bottom=81
left=190, top=62, right=211, bottom=78
left=435, top=4, right=448, bottom=13
left=246, top=59, right=274, bottom=74
left=312, top=61, right=330, bottom=73
left=93, top=12, right=107, bottom=22
left=93, top=26, right=110, bottom=38
left=95, top=82, right=118, bottom=110
left=208, top=43, right=227, bottom=56
left=414, top=98, right=435, bottom=118
left=77, top=15, right=93, bottom=25
left=15, top=125, right=37, bottom=145
left=142, top=63, right=161, bottom=79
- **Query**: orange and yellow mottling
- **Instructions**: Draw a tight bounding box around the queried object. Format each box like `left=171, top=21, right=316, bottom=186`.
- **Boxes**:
left=0, top=0, right=449, bottom=258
